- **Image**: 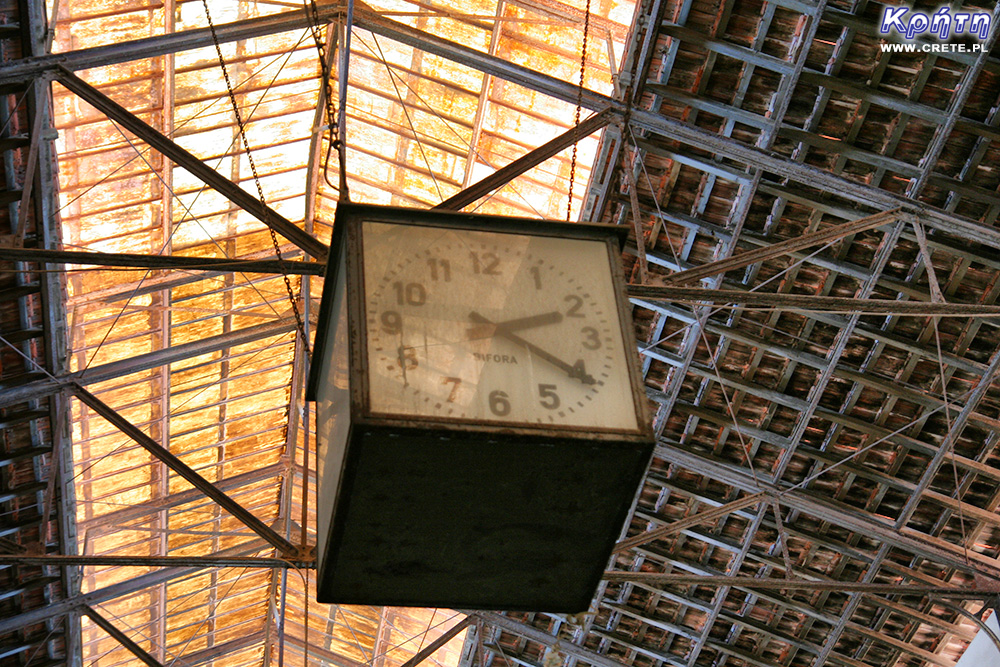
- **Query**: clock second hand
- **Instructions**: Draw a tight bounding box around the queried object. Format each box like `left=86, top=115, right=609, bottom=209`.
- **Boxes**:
left=469, top=311, right=596, bottom=385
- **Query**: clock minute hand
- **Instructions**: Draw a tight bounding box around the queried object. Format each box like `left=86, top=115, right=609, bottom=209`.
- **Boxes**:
left=469, top=312, right=596, bottom=385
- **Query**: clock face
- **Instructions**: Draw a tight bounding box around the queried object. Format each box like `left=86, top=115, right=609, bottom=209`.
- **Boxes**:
left=360, top=221, right=640, bottom=432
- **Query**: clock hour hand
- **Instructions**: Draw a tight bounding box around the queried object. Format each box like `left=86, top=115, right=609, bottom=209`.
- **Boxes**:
left=466, top=310, right=562, bottom=340
left=469, top=312, right=596, bottom=385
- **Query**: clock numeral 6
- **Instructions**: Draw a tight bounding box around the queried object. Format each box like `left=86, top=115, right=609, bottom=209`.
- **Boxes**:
left=488, top=390, right=511, bottom=416
left=537, top=384, right=560, bottom=410
left=392, top=281, right=426, bottom=306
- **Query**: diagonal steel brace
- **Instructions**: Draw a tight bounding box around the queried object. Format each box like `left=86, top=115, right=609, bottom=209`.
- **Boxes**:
left=72, top=384, right=298, bottom=557
left=55, top=66, right=328, bottom=261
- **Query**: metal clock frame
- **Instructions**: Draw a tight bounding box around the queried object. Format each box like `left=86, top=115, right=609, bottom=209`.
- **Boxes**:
left=311, top=201, right=654, bottom=444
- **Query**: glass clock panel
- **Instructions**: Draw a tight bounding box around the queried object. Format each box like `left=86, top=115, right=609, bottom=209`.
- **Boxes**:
left=361, top=221, right=640, bottom=432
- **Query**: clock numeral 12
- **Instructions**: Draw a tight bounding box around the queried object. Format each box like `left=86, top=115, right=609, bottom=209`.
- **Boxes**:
left=470, top=251, right=500, bottom=275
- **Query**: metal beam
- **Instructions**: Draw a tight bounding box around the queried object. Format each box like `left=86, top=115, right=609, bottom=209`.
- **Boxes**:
left=0, top=540, right=268, bottom=635
left=81, top=606, right=165, bottom=667
left=470, top=612, right=630, bottom=667
left=0, top=554, right=309, bottom=568
left=2, top=247, right=326, bottom=275
left=72, top=385, right=299, bottom=557
left=613, top=492, right=766, bottom=554
left=638, top=294, right=986, bottom=377
left=0, top=318, right=296, bottom=409
left=628, top=285, right=1000, bottom=316
left=399, top=617, right=474, bottom=667
left=600, top=573, right=999, bottom=597
left=660, top=209, right=904, bottom=286
left=55, top=67, right=328, bottom=261
left=652, top=183, right=1000, bottom=284
left=655, top=440, right=1000, bottom=580
left=434, top=109, right=615, bottom=211
left=0, top=4, right=350, bottom=87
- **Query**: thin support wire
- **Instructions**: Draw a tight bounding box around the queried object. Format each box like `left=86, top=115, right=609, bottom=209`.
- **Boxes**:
left=201, top=0, right=311, bottom=356
left=913, top=219, right=971, bottom=565
left=370, top=33, right=446, bottom=202
left=369, top=611, right=465, bottom=664
left=72, top=34, right=310, bottom=376
left=778, top=383, right=979, bottom=497
left=55, top=34, right=313, bottom=221
left=164, top=566, right=255, bottom=667
left=77, top=118, right=290, bottom=376
left=350, top=33, right=550, bottom=220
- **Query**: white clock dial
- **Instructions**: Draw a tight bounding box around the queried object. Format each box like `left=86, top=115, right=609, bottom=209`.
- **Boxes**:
left=361, top=221, right=640, bottom=432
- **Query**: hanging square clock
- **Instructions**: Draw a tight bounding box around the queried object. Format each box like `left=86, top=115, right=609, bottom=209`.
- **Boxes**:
left=307, top=203, right=653, bottom=612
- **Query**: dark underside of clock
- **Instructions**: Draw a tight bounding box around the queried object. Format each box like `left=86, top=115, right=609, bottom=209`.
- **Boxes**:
left=316, top=425, right=651, bottom=612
